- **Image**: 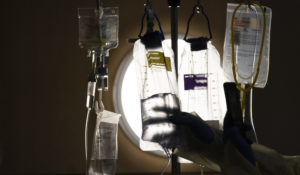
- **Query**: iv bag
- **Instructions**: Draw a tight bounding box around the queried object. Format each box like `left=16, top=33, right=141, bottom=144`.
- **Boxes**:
left=223, top=3, right=272, bottom=88
left=78, top=8, right=102, bottom=49
left=88, top=110, right=121, bottom=175
left=100, top=7, right=119, bottom=51
left=179, top=40, right=227, bottom=129
left=133, top=39, right=178, bottom=99
left=133, top=39, right=179, bottom=150
left=77, top=7, right=119, bottom=50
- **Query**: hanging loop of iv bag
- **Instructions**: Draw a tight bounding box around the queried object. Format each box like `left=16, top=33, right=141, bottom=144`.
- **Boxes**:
left=223, top=3, right=272, bottom=88
left=138, top=6, right=165, bottom=39
left=183, top=2, right=213, bottom=41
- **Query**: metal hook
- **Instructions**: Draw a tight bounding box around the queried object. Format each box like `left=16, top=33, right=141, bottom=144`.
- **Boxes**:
left=144, top=0, right=152, bottom=7
left=246, top=0, right=254, bottom=11
left=196, top=0, right=201, bottom=13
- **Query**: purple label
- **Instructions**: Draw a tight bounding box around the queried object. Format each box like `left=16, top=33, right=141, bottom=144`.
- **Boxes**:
left=184, top=74, right=208, bottom=90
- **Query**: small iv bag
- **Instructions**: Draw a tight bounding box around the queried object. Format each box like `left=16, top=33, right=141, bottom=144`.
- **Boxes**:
left=78, top=7, right=119, bottom=51
left=223, top=3, right=272, bottom=88
left=88, top=110, right=121, bottom=175
left=78, top=8, right=102, bottom=49
left=100, top=7, right=119, bottom=51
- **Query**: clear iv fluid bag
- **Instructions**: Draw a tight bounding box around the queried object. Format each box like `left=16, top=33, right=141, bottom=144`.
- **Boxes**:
left=133, top=39, right=179, bottom=150
left=223, top=3, right=272, bottom=88
left=101, top=7, right=119, bottom=51
left=89, top=159, right=116, bottom=175
left=88, top=111, right=121, bottom=175
left=78, top=7, right=119, bottom=50
left=78, top=8, right=102, bottom=49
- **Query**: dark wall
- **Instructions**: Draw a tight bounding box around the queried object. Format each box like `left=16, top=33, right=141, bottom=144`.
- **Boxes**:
left=0, top=0, right=299, bottom=174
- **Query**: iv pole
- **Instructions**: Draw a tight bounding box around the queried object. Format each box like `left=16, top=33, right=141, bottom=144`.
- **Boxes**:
left=168, top=0, right=180, bottom=78
left=168, top=1, right=181, bottom=174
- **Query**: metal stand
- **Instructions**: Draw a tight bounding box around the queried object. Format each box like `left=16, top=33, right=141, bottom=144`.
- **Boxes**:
left=168, top=1, right=181, bottom=174
left=168, top=0, right=180, bottom=78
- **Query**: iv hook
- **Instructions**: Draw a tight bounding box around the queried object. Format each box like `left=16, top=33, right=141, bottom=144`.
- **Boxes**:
left=144, top=0, right=152, bottom=7
left=246, top=0, right=263, bottom=10
left=247, top=0, right=254, bottom=11
left=196, top=0, right=201, bottom=13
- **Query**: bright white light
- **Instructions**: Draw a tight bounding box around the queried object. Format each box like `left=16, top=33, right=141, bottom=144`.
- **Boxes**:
left=114, top=39, right=194, bottom=160
left=120, top=60, right=142, bottom=138
left=118, top=39, right=186, bottom=141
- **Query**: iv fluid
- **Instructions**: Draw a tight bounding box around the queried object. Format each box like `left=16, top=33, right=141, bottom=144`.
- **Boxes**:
left=223, top=3, right=272, bottom=88
left=78, top=8, right=102, bottom=49
left=101, top=7, right=119, bottom=50
left=77, top=7, right=119, bottom=50
left=88, top=119, right=119, bottom=175
left=88, top=159, right=116, bottom=175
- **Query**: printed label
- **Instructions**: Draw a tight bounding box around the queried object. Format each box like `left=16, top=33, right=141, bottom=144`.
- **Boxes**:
left=234, top=17, right=259, bottom=30
left=147, top=51, right=172, bottom=71
left=233, top=17, right=260, bottom=45
left=184, top=74, right=208, bottom=90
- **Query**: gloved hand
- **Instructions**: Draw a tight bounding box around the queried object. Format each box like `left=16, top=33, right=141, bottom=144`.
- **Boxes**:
left=153, top=107, right=215, bottom=144
left=140, top=93, right=183, bottom=148
left=223, top=83, right=255, bottom=165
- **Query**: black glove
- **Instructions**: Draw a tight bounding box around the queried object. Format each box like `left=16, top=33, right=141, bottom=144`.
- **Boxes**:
left=223, top=83, right=255, bottom=165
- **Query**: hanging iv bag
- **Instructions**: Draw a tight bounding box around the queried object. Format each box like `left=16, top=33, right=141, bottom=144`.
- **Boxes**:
left=100, top=7, right=119, bottom=51
left=78, top=7, right=118, bottom=50
left=179, top=40, right=227, bottom=129
left=133, top=38, right=181, bottom=150
left=88, top=110, right=121, bottom=175
left=223, top=3, right=272, bottom=88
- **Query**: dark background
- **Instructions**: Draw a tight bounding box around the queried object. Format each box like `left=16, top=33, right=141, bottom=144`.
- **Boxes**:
left=0, top=0, right=300, bottom=174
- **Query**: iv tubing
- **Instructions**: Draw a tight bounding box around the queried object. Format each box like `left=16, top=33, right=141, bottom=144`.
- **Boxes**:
left=250, top=89, right=259, bottom=143
left=231, top=2, right=266, bottom=112
left=161, top=147, right=171, bottom=175
left=85, top=109, right=91, bottom=161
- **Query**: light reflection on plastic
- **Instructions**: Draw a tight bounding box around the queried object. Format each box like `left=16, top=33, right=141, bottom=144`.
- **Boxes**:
left=121, top=60, right=143, bottom=138
left=120, top=39, right=186, bottom=140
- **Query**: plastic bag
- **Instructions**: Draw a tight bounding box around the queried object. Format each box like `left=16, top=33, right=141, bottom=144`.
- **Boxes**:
left=133, top=37, right=180, bottom=151
left=179, top=40, right=227, bottom=129
left=223, top=3, right=272, bottom=88
left=88, top=110, right=121, bottom=175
